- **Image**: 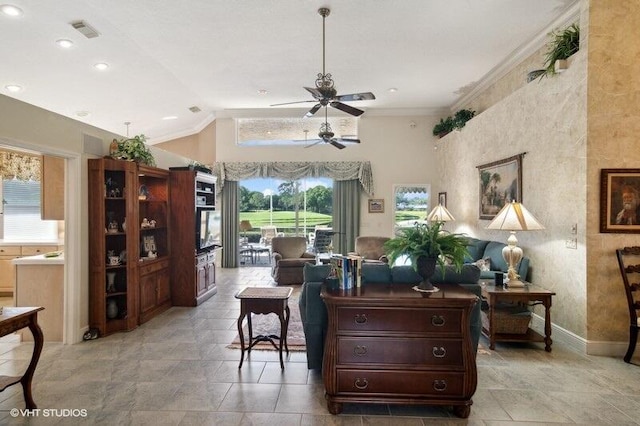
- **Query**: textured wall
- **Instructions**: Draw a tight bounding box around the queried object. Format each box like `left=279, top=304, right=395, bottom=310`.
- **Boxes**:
left=586, top=0, right=640, bottom=344
left=436, top=32, right=588, bottom=337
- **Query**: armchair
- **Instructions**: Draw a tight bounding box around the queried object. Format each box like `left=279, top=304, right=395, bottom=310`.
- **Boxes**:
left=271, top=236, right=316, bottom=285
left=354, top=236, right=390, bottom=263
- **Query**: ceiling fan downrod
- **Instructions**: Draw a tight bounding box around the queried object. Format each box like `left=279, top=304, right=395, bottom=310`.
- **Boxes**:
left=316, top=7, right=334, bottom=94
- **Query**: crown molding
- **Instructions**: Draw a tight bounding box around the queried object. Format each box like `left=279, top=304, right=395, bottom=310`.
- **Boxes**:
left=451, top=1, right=581, bottom=112
left=147, top=113, right=216, bottom=145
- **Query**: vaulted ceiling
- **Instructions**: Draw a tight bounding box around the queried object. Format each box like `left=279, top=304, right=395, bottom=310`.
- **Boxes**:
left=0, top=0, right=578, bottom=143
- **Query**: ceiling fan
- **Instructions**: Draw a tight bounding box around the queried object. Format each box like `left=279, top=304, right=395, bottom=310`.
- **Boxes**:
left=302, top=109, right=360, bottom=150
left=271, top=7, right=375, bottom=118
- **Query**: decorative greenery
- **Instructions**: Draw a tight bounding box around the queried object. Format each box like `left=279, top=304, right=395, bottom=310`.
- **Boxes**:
left=383, top=221, right=470, bottom=272
left=541, top=23, right=580, bottom=78
left=432, top=109, right=476, bottom=137
left=112, top=134, right=156, bottom=166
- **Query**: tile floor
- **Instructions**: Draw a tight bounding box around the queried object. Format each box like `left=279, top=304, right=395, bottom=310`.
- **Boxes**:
left=1, top=266, right=640, bottom=425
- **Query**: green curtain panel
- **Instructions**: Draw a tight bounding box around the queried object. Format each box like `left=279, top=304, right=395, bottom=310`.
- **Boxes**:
left=332, top=179, right=361, bottom=255
left=221, top=180, right=239, bottom=268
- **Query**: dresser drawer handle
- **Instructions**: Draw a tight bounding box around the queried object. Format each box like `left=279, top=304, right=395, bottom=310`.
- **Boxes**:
left=354, top=314, right=367, bottom=324
left=433, top=380, right=447, bottom=392
left=432, top=346, right=446, bottom=358
left=354, top=378, right=369, bottom=390
left=354, top=345, right=367, bottom=356
left=431, top=315, right=446, bottom=327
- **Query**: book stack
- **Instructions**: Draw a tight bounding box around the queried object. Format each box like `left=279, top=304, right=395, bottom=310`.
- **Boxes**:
left=329, top=254, right=363, bottom=289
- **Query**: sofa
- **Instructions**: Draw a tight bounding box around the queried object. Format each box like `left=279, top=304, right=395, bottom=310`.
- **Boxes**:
left=465, top=237, right=530, bottom=282
left=299, top=262, right=482, bottom=370
left=271, top=237, right=316, bottom=285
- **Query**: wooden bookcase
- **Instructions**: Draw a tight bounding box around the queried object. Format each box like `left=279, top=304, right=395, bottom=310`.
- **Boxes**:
left=88, top=158, right=171, bottom=336
left=169, top=168, right=219, bottom=306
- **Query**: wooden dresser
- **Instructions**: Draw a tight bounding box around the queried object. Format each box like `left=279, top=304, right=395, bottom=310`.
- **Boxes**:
left=320, top=284, right=478, bottom=418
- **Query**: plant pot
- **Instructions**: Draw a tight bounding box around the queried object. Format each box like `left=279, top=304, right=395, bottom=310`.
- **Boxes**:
left=527, top=69, right=545, bottom=83
left=416, top=256, right=437, bottom=290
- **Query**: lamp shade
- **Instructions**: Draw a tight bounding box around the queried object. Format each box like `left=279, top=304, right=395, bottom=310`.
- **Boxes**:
left=426, top=204, right=456, bottom=222
left=485, top=201, right=544, bottom=231
left=239, top=220, right=253, bottom=232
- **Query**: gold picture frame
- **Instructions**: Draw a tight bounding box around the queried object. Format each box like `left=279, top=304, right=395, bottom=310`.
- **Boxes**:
left=368, top=199, right=384, bottom=213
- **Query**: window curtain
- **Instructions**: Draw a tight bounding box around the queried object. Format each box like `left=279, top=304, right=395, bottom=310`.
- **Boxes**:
left=332, top=179, right=361, bottom=254
left=220, top=180, right=239, bottom=268
left=0, top=151, right=40, bottom=181
left=211, top=161, right=372, bottom=268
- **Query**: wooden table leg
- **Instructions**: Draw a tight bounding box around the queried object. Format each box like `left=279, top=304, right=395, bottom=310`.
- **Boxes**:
left=283, top=304, right=290, bottom=355
left=489, top=295, right=496, bottom=350
left=543, top=296, right=553, bottom=352
left=21, top=319, right=43, bottom=409
left=237, top=307, right=246, bottom=369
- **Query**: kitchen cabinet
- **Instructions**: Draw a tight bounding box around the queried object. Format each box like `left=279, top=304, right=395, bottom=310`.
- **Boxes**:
left=0, top=245, right=58, bottom=296
left=41, top=155, right=65, bottom=220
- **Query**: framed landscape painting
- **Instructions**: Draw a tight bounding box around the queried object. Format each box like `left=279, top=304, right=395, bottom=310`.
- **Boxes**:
left=477, top=154, right=523, bottom=220
left=368, top=199, right=384, bottom=213
left=600, top=168, right=640, bottom=233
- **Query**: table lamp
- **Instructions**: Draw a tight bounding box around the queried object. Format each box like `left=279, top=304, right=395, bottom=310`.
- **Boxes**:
left=426, top=204, right=456, bottom=223
left=485, top=201, right=544, bottom=287
left=239, top=220, right=252, bottom=242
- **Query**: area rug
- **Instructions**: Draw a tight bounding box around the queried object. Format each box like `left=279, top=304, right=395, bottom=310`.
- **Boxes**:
left=227, top=289, right=306, bottom=351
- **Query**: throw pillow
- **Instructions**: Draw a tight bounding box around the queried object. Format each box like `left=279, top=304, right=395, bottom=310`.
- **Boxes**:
left=473, top=257, right=491, bottom=272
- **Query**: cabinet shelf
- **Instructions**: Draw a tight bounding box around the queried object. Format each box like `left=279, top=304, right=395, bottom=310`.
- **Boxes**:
left=106, top=292, right=127, bottom=298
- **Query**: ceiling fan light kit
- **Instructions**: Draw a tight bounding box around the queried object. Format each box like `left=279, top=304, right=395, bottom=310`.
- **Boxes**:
left=271, top=7, right=375, bottom=149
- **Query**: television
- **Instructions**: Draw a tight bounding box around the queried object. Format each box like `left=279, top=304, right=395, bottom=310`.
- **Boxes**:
left=196, top=207, right=221, bottom=252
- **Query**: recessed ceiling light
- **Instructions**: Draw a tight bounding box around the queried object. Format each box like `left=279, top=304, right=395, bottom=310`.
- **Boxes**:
left=0, top=4, right=23, bottom=17
left=5, top=84, right=22, bottom=92
left=388, top=87, right=398, bottom=93
left=162, top=116, right=178, bottom=120
left=56, top=39, right=74, bottom=49
left=75, top=111, right=90, bottom=117
left=94, top=62, right=109, bottom=71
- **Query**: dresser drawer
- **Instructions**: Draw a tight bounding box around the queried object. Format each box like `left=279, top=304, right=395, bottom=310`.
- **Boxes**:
left=337, top=369, right=465, bottom=396
left=337, top=337, right=463, bottom=366
left=336, top=307, right=463, bottom=333
left=139, top=258, right=170, bottom=275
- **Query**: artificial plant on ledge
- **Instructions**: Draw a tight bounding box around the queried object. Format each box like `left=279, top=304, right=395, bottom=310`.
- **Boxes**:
left=110, top=134, right=156, bottom=166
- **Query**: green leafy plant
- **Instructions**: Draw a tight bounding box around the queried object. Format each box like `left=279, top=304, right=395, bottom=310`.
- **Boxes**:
left=432, top=109, right=476, bottom=137
left=453, top=109, right=476, bottom=129
left=541, top=23, right=580, bottom=78
left=112, top=134, right=156, bottom=166
left=383, top=221, right=470, bottom=272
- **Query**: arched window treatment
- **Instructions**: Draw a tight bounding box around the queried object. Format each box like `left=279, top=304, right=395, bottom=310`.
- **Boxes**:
left=212, top=161, right=374, bottom=196
left=212, top=161, right=372, bottom=268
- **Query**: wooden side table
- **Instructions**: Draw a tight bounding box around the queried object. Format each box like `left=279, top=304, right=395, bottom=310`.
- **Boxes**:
left=0, top=307, right=44, bottom=408
left=481, top=282, right=555, bottom=351
left=235, top=287, right=293, bottom=369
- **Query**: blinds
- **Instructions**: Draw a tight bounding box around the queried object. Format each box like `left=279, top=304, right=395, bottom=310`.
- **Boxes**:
left=1, top=179, right=57, bottom=240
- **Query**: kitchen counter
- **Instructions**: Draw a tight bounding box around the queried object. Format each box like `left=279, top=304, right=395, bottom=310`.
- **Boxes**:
left=0, top=239, right=63, bottom=246
left=12, top=253, right=64, bottom=265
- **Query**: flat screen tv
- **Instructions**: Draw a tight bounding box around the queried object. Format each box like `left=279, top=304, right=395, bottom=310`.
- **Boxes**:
left=196, top=208, right=221, bottom=252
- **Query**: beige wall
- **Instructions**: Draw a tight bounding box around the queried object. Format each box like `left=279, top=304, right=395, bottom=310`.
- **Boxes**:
left=586, top=0, right=640, bottom=345
left=155, top=120, right=216, bottom=165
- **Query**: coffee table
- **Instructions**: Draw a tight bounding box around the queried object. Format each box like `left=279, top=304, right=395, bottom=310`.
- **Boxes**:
left=235, top=286, right=293, bottom=369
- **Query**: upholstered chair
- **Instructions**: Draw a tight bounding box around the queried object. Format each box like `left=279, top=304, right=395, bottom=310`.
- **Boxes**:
left=271, top=236, right=316, bottom=285
left=354, top=236, right=390, bottom=263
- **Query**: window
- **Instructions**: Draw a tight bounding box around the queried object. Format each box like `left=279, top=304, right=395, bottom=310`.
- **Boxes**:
left=393, top=184, right=431, bottom=234
left=1, top=179, right=58, bottom=240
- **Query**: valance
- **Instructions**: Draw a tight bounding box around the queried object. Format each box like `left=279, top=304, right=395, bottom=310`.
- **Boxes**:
left=212, top=161, right=373, bottom=195
left=0, top=151, right=41, bottom=181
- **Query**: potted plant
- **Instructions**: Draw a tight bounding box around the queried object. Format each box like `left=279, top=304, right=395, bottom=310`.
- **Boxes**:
left=540, top=23, right=580, bottom=78
left=453, top=109, right=476, bottom=129
left=111, top=134, right=156, bottom=166
left=432, top=116, right=455, bottom=138
left=383, top=221, right=470, bottom=291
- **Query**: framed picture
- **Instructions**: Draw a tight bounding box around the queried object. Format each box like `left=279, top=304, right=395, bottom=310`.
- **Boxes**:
left=142, top=235, right=156, bottom=254
left=368, top=198, right=384, bottom=213
left=438, top=192, right=447, bottom=207
left=600, top=169, right=640, bottom=233
left=477, top=153, right=524, bottom=220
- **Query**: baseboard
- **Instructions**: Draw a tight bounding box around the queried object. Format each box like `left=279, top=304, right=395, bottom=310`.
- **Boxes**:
left=530, top=313, right=635, bottom=357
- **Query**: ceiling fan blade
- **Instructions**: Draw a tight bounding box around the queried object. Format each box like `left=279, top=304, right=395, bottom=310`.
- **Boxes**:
left=337, top=137, right=360, bottom=144
left=329, top=140, right=346, bottom=149
left=304, top=87, right=323, bottom=99
left=330, top=101, right=364, bottom=117
left=270, top=99, right=316, bottom=107
left=335, top=92, right=376, bottom=102
left=305, top=103, right=322, bottom=118
left=304, top=139, right=324, bottom=148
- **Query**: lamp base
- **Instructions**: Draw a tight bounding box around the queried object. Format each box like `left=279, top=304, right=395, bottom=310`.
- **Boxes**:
left=505, top=278, right=526, bottom=288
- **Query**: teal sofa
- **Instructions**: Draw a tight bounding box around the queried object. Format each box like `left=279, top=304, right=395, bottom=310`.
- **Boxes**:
left=465, top=237, right=530, bottom=281
left=298, top=263, right=482, bottom=370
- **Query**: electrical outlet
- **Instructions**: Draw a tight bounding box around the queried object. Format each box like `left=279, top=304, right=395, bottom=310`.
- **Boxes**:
left=565, top=238, right=577, bottom=249
left=571, top=223, right=577, bottom=235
